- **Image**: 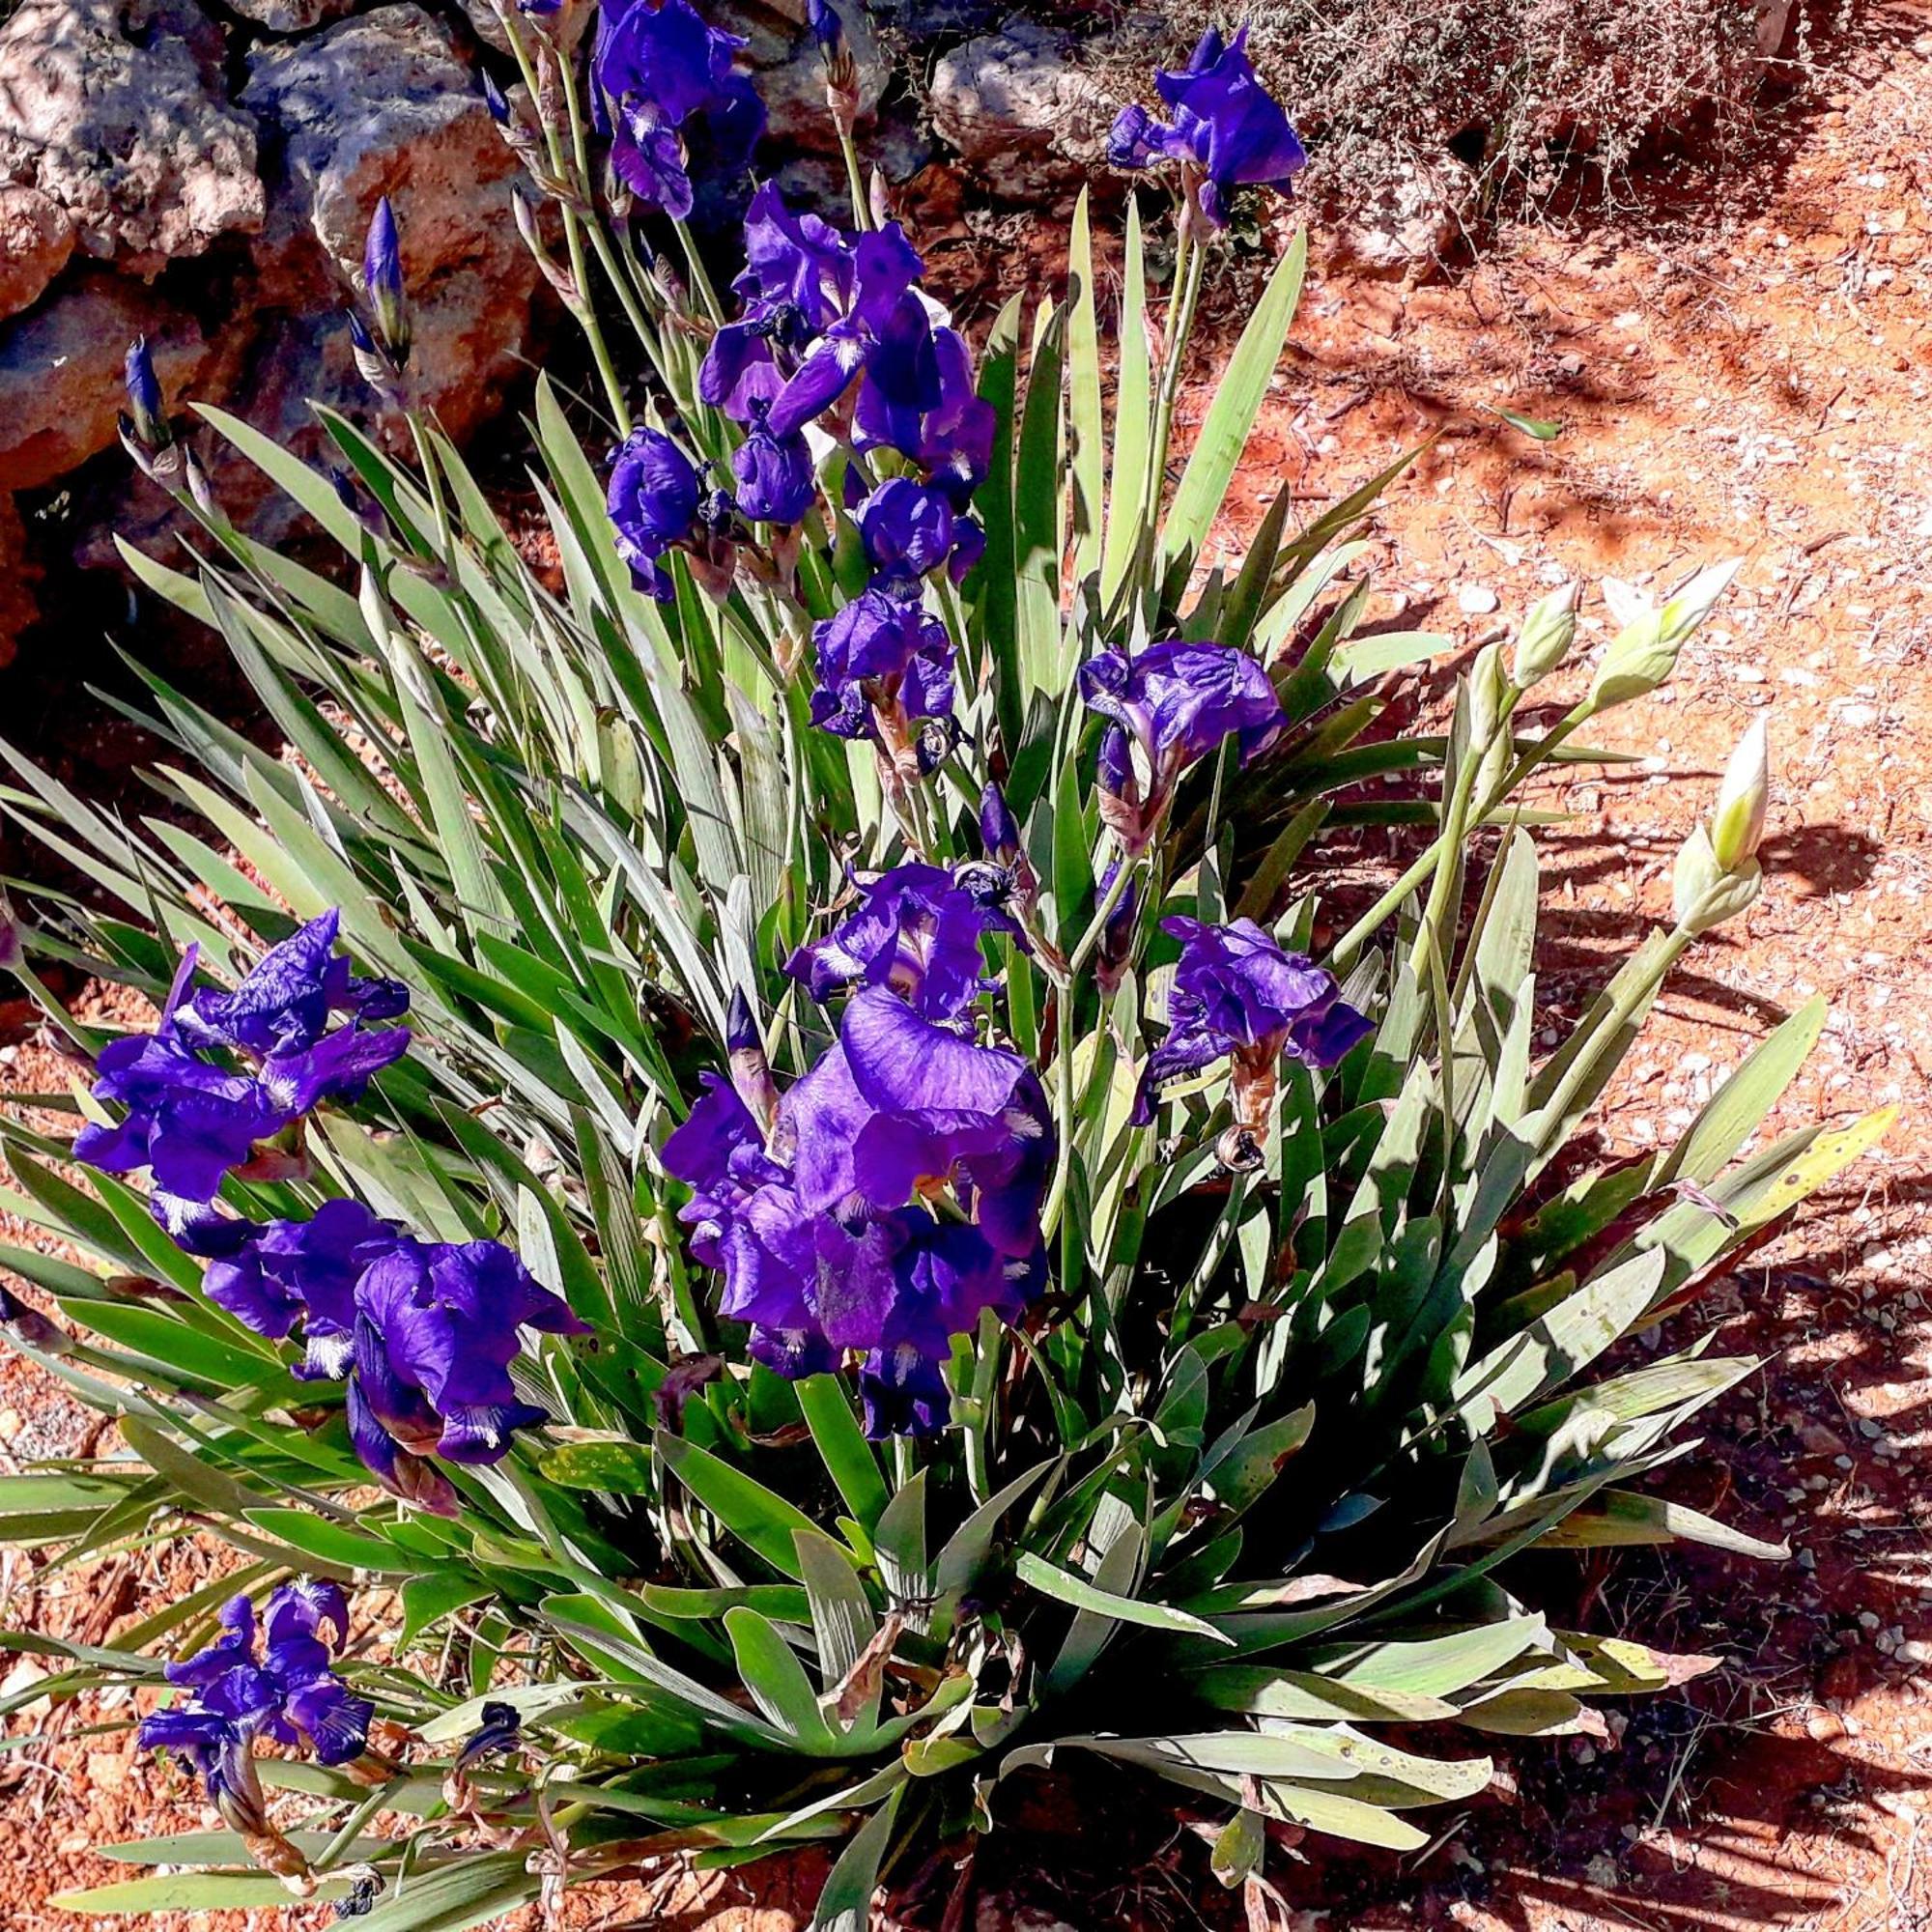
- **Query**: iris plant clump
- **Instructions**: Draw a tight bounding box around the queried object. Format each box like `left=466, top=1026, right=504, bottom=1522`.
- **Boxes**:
left=0, top=5, right=1875, bottom=1926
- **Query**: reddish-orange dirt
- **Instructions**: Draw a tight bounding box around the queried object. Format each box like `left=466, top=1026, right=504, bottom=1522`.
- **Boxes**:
left=5, top=7, right=1932, bottom=1929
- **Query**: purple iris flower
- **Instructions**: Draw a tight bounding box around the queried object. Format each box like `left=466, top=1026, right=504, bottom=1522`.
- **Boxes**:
left=1079, top=641, right=1287, bottom=852
left=72, top=923, right=409, bottom=1248
left=608, top=426, right=734, bottom=598
left=784, top=863, right=1020, bottom=1020
left=809, top=582, right=953, bottom=742
left=174, top=911, right=408, bottom=1059
left=1132, top=917, right=1371, bottom=1161
left=698, top=186, right=925, bottom=438
left=851, top=298, right=996, bottom=507
left=730, top=416, right=816, bottom=526
left=856, top=477, right=954, bottom=582
left=786, top=988, right=1053, bottom=1259
left=203, top=1198, right=397, bottom=1380
left=1107, top=26, right=1306, bottom=228
left=860, top=1220, right=1044, bottom=1435
left=661, top=990, right=1054, bottom=1434
left=352, top=1237, right=587, bottom=1469
left=597, top=0, right=764, bottom=220
left=140, top=1583, right=372, bottom=1825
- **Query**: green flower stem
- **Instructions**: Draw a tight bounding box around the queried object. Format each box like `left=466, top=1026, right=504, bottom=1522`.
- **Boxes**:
left=1120, top=201, right=1207, bottom=625
left=1537, top=921, right=1696, bottom=1136
left=498, top=8, right=634, bottom=432
left=1042, top=851, right=1144, bottom=1238
left=405, top=412, right=455, bottom=563
left=311, top=1778, right=400, bottom=1874
left=672, top=218, right=726, bottom=327
left=1325, top=703, right=1590, bottom=974
left=838, top=123, right=872, bottom=232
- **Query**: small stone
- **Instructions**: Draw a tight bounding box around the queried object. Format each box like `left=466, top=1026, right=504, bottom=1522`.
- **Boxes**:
left=1458, top=584, right=1500, bottom=615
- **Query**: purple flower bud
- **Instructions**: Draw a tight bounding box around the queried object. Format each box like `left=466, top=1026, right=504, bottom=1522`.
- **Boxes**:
left=480, top=69, right=512, bottom=125
left=123, top=336, right=168, bottom=451
left=1107, top=26, right=1305, bottom=228
left=725, top=987, right=779, bottom=1125
left=362, top=197, right=410, bottom=366
left=1097, top=866, right=1139, bottom=995
left=807, top=0, right=842, bottom=49
left=730, top=418, right=816, bottom=526
left=979, top=782, right=1021, bottom=867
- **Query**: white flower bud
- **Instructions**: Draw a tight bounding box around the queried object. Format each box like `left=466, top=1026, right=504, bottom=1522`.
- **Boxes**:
left=1586, top=557, right=1742, bottom=715
left=1710, top=716, right=1770, bottom=871
left=1467, top=641, right=1508, bottom=746
left=1673, top=824, right=1762, bottom=935
left=1512, top=582, right=1578, bottom=688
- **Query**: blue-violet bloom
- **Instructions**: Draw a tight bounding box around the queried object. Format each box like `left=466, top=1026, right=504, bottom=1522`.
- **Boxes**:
left=1132, top=916, right=1371, bottom=1162
left=1107, top=26, right=1306, bottom=229
left=597, top=0, right=764, bottom=220
left=784, top=863, right=1020, bottom=1020
left=1079, top=641, right=1287, bottom=851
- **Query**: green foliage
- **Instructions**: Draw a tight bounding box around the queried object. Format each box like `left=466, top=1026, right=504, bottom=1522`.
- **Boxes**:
left=0, top=168, right=1877, bottom=1932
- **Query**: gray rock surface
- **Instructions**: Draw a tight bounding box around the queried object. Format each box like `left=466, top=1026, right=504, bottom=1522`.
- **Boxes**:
left=928, top=18, right=1126, bottom=202
left=0, top=0, right=263, bottom=275
left=714, top=0, right=890, bottom=153
left=241, top=5, right=538, bottom=435
left=226, top=0, right=359, bottom=35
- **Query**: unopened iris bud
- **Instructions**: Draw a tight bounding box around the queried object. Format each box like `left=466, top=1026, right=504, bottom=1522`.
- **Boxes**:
left=725, top=988, right=779, bottom=1127
left=0, top=1283, right=70, bottom=1355
left=1586, top=557, right=1741, bottom=717
left=480, top=69, right=511, bottom=125
left=361, top=197, right=410, bottom=368
left=1097, top=867, right=1139, bottom=996
left=1095, top=723, right=1146, bottom=850
left=122, top=336, right=169, bottom=451
left=807, top=0, right=841, bottom=47
left=979, top=782, right=1021, bottom=867
left=1513, top=581, right=1578, bottom=689
left=1674, top=721, right=1769, bottom=937
left=1710, top=716, right=1770, bottom=870
left=1466, top=641, right=1508, bottom=747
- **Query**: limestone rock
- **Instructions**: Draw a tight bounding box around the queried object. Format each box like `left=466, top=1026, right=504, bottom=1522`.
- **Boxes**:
left=712, top=0, right=890, bottom=154
left=0, top=0, right=263, bottom=275
left=0, top=270, right=205, bottom=491
left=928, top=19, right=1126, bottom=202
left=240, top=5, right=538, bottom=434
left=0, top=185, right=74, bottom=320
left=225, top=0, right=358, bottom=35
left=1329, top=156, right=1475, bottom=277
